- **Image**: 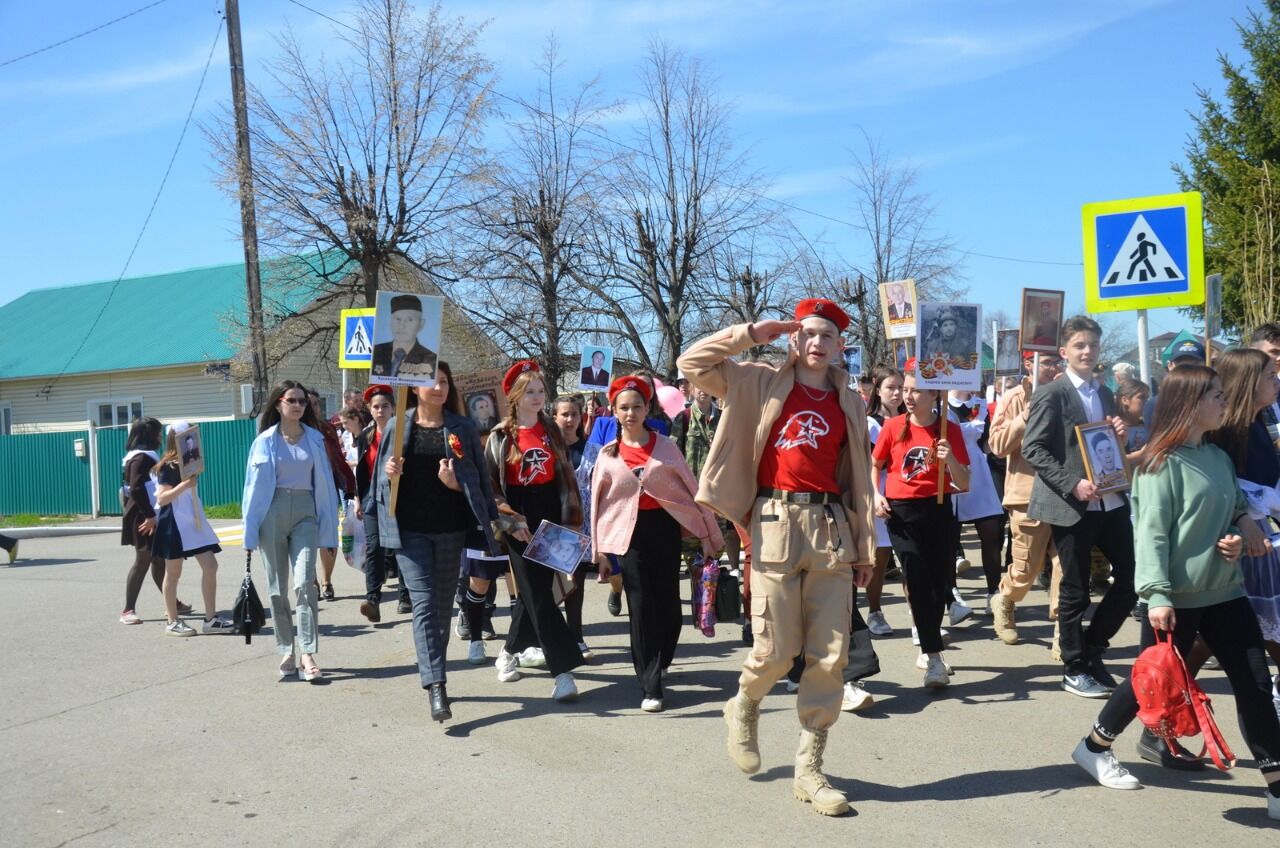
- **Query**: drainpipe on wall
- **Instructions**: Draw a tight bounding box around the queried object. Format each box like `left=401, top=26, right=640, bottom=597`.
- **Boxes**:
left=87, top=419, right=100, bottom=518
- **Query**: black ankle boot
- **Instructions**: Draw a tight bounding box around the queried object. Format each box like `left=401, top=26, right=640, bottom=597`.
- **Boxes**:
left=429, top=683, right=451, bottom=722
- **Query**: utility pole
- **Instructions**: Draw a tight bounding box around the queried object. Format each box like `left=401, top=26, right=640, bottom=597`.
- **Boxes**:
left=225, top=0, right=268, bottom=415
left=851, top=274, right=875, bottom=364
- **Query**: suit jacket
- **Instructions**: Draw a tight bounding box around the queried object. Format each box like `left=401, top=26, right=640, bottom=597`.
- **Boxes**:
left=1022, top=375, right=1119, bottom=526
left=888, top=302, right=912, bottom=320
left=371, top=341, right=436, bottom=377
left=580, top=366, right=609, bottom=387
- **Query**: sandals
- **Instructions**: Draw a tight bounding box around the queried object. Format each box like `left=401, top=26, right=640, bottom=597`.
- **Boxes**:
left=298, top=656, right=324, bottom=683
left=279, top=654, right=297, bottom=678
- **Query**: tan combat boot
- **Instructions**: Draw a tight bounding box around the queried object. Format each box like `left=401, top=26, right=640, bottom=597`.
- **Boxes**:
left=723, top=692, right=761, bottom=774
left=793, top=728, right=850, bottom=816
left=991, top=594, right=1019, bottom=645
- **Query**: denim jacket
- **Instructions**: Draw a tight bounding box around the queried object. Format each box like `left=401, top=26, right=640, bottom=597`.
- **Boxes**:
left=374, top=409, right=500, bottom=555
left=242, top=424, right=340, bottom=551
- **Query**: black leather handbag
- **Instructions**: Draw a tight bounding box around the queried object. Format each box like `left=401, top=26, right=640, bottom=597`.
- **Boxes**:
left=714, top=567, right=741, bottom=622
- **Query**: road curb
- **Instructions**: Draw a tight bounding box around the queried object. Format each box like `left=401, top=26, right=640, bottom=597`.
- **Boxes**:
left=0, top=526, right=119, bottom=539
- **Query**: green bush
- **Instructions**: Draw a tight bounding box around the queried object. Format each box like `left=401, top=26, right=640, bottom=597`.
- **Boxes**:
left=0, top=514, right=77, bottom=527
left=204, top=503, right=242, bottom=520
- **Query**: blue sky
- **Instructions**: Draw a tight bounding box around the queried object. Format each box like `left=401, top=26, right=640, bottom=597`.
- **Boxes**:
left=0, top=0, right=1258, bottom=347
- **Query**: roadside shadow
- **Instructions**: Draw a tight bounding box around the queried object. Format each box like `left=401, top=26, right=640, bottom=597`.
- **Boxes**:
left=6, top=558, right=93, bottom=568
left=1221, top=805, right=1280, bottom=829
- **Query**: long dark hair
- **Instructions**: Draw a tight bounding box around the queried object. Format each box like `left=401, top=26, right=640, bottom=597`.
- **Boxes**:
left=1141, top=364, right=1217, bottom=474
left=602, top=385, right=655, bottom=458
left=553, top=394, right=586, bottom=442
left=125, top=416, right=162, bottom=452
left=1207, top=348, right=1272, bottom=473
left=867, top=366, right=905, bottom=421
left=409, top=360, right=464, bottom=415
left=259, top=380, right=322, bottom=433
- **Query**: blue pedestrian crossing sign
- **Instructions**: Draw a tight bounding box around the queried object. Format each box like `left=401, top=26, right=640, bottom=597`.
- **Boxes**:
left=338, top=308, right=375, bottom=369
left=1082, top=191, right=1204, bottom=313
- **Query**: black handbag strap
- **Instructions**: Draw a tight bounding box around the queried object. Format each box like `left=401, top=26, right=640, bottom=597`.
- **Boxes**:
left=245, top=550, right=252, bottom=574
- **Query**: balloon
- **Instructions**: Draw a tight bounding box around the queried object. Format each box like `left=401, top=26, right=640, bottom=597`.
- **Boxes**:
left=657, top=386, right=686, bottom=419
left=652, top=377, right=666, bottom=390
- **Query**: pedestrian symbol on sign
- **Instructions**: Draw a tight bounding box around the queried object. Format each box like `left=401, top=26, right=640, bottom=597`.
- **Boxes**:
left=1103, top=214, right=1184, bottom=286
left=346, top=319, right=372, bottom=357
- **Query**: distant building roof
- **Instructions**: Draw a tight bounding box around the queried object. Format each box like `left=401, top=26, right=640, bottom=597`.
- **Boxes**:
left=0, top=253, right=353, bottom=380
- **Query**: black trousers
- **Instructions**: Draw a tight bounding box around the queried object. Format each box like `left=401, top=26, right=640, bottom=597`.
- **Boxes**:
left=1050, top=506, right=1136, bottom=675
left=1095, top=596, right=1280, bottom=775
left=887, top=496, right=956, bottom=654
left=619, top=509, right=683, bottom=698
left=362, top=503, right=407, bottom=605
left=505, top=540, right=584, bottom=677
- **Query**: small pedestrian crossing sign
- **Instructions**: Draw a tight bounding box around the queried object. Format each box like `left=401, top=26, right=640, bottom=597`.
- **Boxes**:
left=338, top=308, right=376, bottom=368
left=1083, top=191, right=1203, bottom=313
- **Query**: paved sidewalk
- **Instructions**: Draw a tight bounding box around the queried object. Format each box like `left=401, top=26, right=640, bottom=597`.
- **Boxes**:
left=1, top=534, right=1276, bottom=847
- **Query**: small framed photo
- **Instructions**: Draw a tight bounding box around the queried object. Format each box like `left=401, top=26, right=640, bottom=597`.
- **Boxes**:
left=524, top=521, right=591, bottom=576
left=177, top=425, right=205, bottom=481
left=455, top=368, right=505, bottom=434
left=370, top=290, right=444, bottom=387
left=842, top=344, right=863, bottom=377
left=893, top=338, right=910, bottom=370
left=995, top=328, right=1022, bottom=377
left=578, top=346, right=614, bottom=391
left=879, top=278, right=917, bottom=340
left=1020, top=288, right=1065, bottom=354
left=1076, top=422, right=1130, bottom=495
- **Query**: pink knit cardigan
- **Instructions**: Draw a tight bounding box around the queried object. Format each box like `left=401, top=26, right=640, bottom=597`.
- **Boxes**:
left=590, top=433, right=725, bottom=557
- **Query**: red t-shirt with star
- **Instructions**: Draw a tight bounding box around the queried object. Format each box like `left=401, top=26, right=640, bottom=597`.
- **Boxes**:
left=618, top=432, right=661, bottom=510
left=757, top=384, right=847, bottom=494
left=505, top=421, right=557, bottom=486
left=871, top=413, right=970, bottom=499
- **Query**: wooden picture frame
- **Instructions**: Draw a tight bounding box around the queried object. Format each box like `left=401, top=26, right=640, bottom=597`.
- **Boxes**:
left=879, top=278, right=917, bottom=340
left=177, top=425, right=205, bottom=481
left=1076, top=421, right=1130, bottom=495
left=1019, top=288, right=1065, bottom=353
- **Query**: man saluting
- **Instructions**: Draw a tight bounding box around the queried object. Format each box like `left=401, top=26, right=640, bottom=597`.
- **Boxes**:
left=678, top=299, right=877, bottom=817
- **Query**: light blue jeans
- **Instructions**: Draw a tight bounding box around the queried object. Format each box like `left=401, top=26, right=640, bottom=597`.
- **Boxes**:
left=259, top=489, right=320, bottom=656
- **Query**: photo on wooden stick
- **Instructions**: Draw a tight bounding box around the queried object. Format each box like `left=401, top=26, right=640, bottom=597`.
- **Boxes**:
left=370, top=291, right=444, bottom=387
left=880, top=278, right=918, bottom=340
left=1076, top=421, right=1130, bottom=495
left=995, top=328, right=1022, bottom=377
left=914, top=302, right=983, bottom=390
left=455, top=369, right=504, bottom=434
left=578, top=345, right=614, bottom=391
left=177, top=424, right=204, bottom=481
left=1019, top=288, right=1065, bottom=353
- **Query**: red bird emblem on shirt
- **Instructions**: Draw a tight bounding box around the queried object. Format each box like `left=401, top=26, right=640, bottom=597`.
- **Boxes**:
left=774, top=411, right=830, bottom=451
left=518, top=447, right=551, bottom=484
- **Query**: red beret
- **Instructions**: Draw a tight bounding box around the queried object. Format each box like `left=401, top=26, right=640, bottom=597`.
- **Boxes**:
left=1022, top=350, right=1037, bottom=361
left=794, top=298, right=849, bottom=332
left=502, top=360, right=540, bottom=395
left=362, top=383, right=393, bottom=404
left=904, top=357, right=918, bottom=374
left=607, top=375, right=653, bottom=405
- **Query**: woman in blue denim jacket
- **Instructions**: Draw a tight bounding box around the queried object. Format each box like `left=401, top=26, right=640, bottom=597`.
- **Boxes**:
left=242, top=380, right=340, bottom=683
left=376, top=361, right=500, bottom=722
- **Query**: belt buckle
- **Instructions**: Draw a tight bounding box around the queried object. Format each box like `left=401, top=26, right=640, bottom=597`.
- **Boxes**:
left=794, top=492, right=812, bottom=505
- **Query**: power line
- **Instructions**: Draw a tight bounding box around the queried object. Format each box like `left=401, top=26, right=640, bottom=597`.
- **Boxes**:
left=0, top=0, right=171, bottom=69
left=41, top=14, right=225, bottom=397
left=281, top=0, right=1081, bottom=270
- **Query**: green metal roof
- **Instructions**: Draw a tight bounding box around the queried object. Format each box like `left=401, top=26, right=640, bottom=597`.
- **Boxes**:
left=0, top=253, right=353, bottom=380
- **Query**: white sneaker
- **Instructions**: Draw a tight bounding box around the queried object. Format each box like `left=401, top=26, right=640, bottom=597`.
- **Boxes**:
left=119, top=610, right=141, bottom=625
left=467, top=640, right=487, bottom=665
left=495, top=649, right=521, bottom=682
left=911, top=626, right=920, bottom=646
left=552, top=672, right=578, bottom=702
left=866, top=610, right=892, bottom=636
left=202, top=615, right=234, bottom=634
left=641, top=697, right=664, bottom=713
left=923, top=655, right=950, bottom=688
left=949, top=600, right=973, bottom=626
left=841, top=681, right=874, bottom=712
left=955, top=556, right=972, bottom=575
left=916, top=652, right=953, bottom=674
left=578, top=641, right=594, bottom=662
left=164, top=620, right=195, bottom=637
left=518, top=646, right=547, bottom=668
left=1072, top=738, right=1141, bottom=790
left=784, top=679, right=800, bottom=694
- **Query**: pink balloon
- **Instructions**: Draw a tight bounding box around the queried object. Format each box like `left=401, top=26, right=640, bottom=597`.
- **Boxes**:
left=657, top=385, right=686, bottom=418
left=652, top=377, right=666, bottom=390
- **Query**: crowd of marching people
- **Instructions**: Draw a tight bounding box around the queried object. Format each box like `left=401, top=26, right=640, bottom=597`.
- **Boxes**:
left=105, top=300, right=1280, bottom=821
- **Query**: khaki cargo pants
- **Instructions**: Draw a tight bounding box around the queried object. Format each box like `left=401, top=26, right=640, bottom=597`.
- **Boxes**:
left=1000, top=506, right=1061, bottom=617
left=740, top=497, right=855, bottom=731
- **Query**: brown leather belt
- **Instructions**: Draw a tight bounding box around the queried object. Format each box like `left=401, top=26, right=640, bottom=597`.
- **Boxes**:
left=757, top=488, right=840, bottom=505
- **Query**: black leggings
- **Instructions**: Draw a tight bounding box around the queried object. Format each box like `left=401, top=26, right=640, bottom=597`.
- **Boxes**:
left=619, top=509, right=683, bottom=698
left=888, top=496, right=955, bottom=654
left=124, top=540, right=164, bottom=611
left=563, top=566, right=588, bottom=643
left=952, top=513, right=1006, bottom=595
left=1094, top=596, right=1280, bottom=775
left=505, top=540, right=585, bottom=677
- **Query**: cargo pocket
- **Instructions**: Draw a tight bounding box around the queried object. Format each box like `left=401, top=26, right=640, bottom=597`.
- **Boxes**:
left=753, top=499, right=791, bottom=568
left=827, top=509, right=858, bottom=565
left=749, top=595, right=773, bottom=658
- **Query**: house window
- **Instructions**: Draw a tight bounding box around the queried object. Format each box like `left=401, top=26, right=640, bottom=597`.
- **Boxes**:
left=89, top=398, right=143, bottom=428
left=0, top=403, right=11, bottom=436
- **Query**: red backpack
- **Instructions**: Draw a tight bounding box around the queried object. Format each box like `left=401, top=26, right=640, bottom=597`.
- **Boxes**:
left=1130, top=631, right=1236, bottom=770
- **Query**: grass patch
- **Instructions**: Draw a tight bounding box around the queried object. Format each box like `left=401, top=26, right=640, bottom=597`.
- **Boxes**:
left=204, top=503, right=242, bottom=520
left=0, top=513, right=78, bottom=527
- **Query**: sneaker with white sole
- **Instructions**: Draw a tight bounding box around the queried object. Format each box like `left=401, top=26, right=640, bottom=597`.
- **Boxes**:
left=552, top=672, right=578, bottom=702
left=518, top=646, right=547, bottom=668
left=641, top=697, right=664, bottom=713
left=119, top=610, right=141, bottom=625
left=164, top=619, right=195, bottom=637
left=866, top=610, right=892, bottom=636
left=841, top=681, right=874, bottom=712
left=578, top=641, right=594, bottom=662
left=496, top=649, right=521, bottom=682
left=923, top=655, right=950, bottom=688
left=1269, top=789, right=1280, bottom=821
left=467, top=640, right=487, bottom=665
left=949, top=600, right=973, bottom=626
left=201, top=615, right=234, bottom=634
left=916, top=652, right=953, bottom=674
left=784, top=679, right=800, bottom=694
left=1072, top=738, right=1141, bottom=789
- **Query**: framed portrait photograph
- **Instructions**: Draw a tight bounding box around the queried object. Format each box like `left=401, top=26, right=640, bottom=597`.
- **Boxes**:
left=370, top=291, right=444, bottom=387
left=1020, top=288, right=1065, bottom=353
left=1076, top=421, right=1130, bottom=495
left=454, top=369, right=504, bottom=433
left=842, top=344, right=863, bottom=377
left=578, top=345, right=614, bottom=391
left=995, top=328, right=1022, bottom=377
left=879, top=278, right=918, bottom=340
left=913, top=302, right=983, bottom=391
left=523, top=521, right=592, bottom=576
left=893, top=338, right=910, bottom=370
left=177, top=424, right=204, bottom=481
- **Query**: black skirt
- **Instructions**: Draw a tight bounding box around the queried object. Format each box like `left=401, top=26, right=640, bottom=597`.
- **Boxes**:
left=151, top=510, right=222, bottom=560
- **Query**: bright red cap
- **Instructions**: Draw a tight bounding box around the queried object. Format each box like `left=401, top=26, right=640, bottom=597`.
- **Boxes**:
left=1022, top=350, right=1037, bottom=361
left=607, top=375, right=653, bottom=405
left=362, top=384, right=393, bottom=404
left=502, top=360, right=540, bottom=395
left=904, top=357, right=918, bottom=374
left=794, top=298, right=850, bottom=332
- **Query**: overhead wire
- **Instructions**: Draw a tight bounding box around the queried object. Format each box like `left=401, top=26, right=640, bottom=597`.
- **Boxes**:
left=0, top=0, right=171, bottom=69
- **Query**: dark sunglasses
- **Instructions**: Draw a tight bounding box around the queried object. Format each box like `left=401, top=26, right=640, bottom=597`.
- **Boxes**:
left=281, top=397, right=307, bottom=406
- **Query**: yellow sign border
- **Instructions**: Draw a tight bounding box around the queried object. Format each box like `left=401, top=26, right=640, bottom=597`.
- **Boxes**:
left=338, top=307, right=376, bottom=369
left=1082, top=191, right=1204, bottom=313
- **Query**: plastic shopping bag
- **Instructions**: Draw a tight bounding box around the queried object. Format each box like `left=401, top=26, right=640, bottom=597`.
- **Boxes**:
left=340, top=500, right=366, bottom=571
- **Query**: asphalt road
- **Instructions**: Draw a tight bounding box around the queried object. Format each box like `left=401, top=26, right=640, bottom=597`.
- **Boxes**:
left=1, top=530, right=1277, bottom=847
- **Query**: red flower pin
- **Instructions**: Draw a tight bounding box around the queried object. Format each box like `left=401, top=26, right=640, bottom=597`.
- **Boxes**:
left=448, top=433, right=464, bottom=458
